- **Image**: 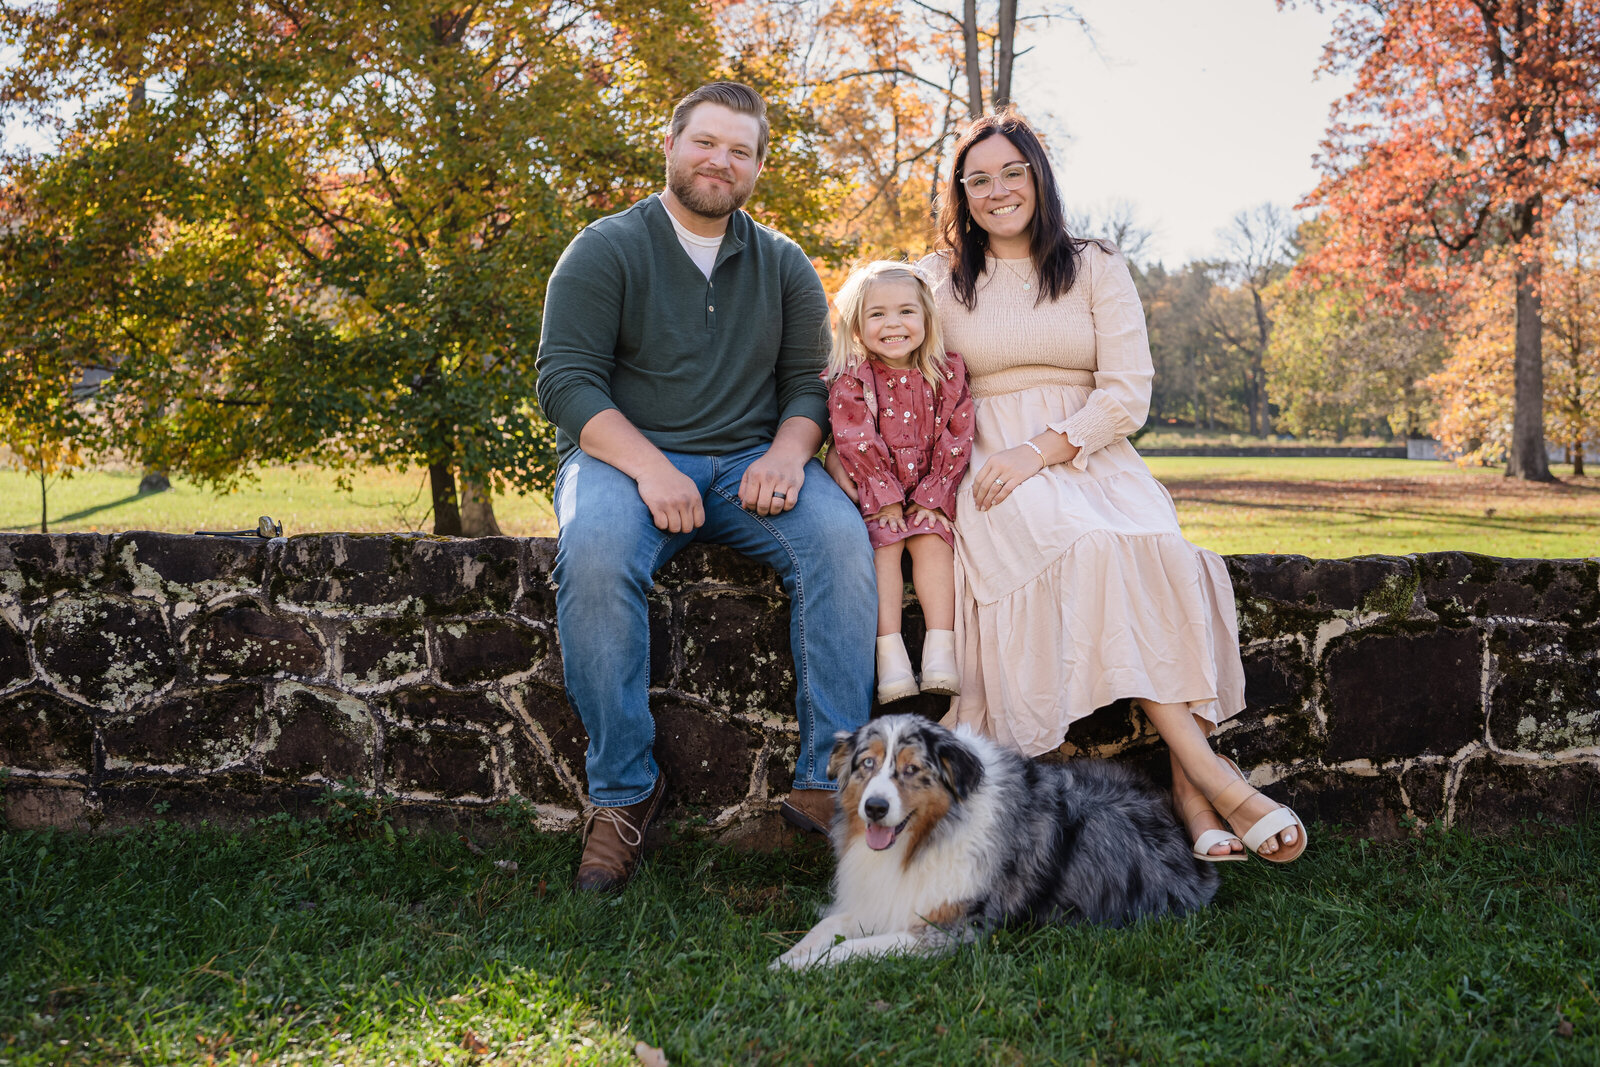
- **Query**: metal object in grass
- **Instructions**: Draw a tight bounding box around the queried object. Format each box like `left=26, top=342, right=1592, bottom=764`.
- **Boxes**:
left=194, top=516, right=284, bottom=539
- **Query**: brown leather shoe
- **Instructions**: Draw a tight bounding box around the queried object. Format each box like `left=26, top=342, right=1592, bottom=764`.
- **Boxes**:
left=780, top=787, right=837, bottom=835
left=575, top=775, right=667, bottom=892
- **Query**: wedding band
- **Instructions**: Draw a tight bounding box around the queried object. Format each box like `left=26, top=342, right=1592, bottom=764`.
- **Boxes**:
left=772, top=490, right=786, bottom=499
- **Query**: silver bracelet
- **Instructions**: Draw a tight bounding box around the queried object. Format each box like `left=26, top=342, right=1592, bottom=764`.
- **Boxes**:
left=1022, top=439, right=1046, bottom=462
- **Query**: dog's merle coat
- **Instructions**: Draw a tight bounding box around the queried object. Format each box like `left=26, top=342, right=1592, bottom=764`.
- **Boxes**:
left=773, top=715, right=1218, bottom=969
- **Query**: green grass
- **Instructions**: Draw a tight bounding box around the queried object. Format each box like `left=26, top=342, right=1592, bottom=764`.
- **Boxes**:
left=0, top=467, right=558, bottom=538
left=2, top=816, right=1597, bottom=1065
left=4, top=458, right=1598, bottom=558
left=1147, top=457, right=1600, bottom=558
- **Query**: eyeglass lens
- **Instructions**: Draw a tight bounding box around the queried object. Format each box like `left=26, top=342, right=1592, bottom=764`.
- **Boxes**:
left=965, top=164, right=1028, bottom=197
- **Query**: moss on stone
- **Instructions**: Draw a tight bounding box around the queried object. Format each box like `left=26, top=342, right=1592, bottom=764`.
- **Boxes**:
left=1358, top=567, right=1420, bottom=620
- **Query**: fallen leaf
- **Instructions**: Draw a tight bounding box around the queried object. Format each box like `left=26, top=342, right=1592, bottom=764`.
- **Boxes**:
left=494, top=859, right=519, bottom=873
left=459, top=835, right=486, bottom=856
left=634, top=1040, right=670, bottom=1066
left=460, top=1027, right=491, bottom=1054
left=1557, top=1018, right=1574, bottom=1038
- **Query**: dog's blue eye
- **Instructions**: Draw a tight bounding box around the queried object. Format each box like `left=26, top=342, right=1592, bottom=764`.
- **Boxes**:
left=860, top=757, right=876, bottom=771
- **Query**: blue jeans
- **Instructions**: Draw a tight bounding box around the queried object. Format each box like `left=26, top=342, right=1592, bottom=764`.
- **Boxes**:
left=552, top=444, right=876, bottom=807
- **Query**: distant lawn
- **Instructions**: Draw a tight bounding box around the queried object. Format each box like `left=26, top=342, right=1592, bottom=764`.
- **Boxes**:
left=1, top=817, right=1595, bottom=1066
left=1146, top=457, right=1599, bottom=558
left=3, top=458, right=1596, bottom=558
left=0, top=466, right=558, bottom=538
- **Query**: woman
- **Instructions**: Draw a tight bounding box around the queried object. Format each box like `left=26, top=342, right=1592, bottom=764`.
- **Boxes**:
left=831, top=110, right=1305, bottom=862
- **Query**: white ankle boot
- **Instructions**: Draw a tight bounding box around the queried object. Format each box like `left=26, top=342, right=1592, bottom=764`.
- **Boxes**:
left=875, top=633, right=919, bottom=704
left=919, top=629, right=960, bottom=695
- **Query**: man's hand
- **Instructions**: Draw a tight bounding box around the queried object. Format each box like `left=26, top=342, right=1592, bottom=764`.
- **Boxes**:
left=739, top=447, right=806, bottom=516
left=637, top=462, right=706, bottom=532
left=740, top=417, right=821, bottom=516
left=873, top=503, right=906, bottom=532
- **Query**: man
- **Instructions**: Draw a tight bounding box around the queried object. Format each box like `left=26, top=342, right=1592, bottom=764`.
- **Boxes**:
left=536, top=82, right=876, bottom=892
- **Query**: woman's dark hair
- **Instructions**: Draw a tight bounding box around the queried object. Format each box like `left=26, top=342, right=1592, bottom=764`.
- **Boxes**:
left=938, top=109, right=1098, bottom=309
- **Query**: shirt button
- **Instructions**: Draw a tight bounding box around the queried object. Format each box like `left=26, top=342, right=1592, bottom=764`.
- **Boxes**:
left=708, top=305, right=715, bottom=312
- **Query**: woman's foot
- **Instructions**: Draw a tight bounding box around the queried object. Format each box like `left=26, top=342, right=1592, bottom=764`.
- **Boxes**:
left=1210, top=757, right=1307, bottom=863
left=1171, top=760, right=1244, bottom=861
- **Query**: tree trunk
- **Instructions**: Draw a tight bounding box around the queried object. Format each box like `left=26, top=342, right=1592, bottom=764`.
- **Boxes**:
left=459, top=474, right=503, bottom=536
left=962, top=0, right=983, bottom=117
left=994, top=0, right=1017, bottom=108
left=1575, top=440, right=1585, bottom=477
left=1505, top=255, right=1554, bottom=481
left=38, top=467, right=48, bottom=534
left=429, top=460, right=463, bottom=535
left=1251, top=288, right=1273, bottom=436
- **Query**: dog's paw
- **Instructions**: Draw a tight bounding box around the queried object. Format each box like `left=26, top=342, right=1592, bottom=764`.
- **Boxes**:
left=770, top=949, right=820, bottom=972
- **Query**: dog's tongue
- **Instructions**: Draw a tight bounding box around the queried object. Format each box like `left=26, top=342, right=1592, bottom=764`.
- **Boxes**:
left=865, top=823, right=898, bottom=851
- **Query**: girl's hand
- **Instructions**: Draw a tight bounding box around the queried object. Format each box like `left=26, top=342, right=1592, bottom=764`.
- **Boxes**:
left=907, top=504, right=952, bottom=532
left=972, top=444, right=1046, bottom=511
left=823, top=447, right=859, bottom=503
left=873, top=503, right=906, bottom=532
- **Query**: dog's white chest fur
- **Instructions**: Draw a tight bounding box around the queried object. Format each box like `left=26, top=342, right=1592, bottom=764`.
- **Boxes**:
left=833, top=831, right=991, bottom=934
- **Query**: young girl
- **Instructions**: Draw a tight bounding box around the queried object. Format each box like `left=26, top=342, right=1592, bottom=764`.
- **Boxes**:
left=827, top=262, right=975, bottom=704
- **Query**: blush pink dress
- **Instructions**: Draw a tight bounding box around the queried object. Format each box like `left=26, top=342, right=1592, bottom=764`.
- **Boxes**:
left=828, top=354, right=975, bottom=549
left=918, top=247, right=1246, bottom=757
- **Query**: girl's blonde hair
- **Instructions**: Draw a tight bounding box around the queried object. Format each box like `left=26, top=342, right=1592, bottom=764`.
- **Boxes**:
left=827, top=261, right=950, bottom=389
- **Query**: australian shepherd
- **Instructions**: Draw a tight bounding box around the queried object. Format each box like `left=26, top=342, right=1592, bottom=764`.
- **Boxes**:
left=772, top=714, right=1219, bottom=970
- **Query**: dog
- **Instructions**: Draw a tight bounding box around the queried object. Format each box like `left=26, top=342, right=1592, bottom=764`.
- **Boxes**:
left=772, top=714, right=1219, bottom=970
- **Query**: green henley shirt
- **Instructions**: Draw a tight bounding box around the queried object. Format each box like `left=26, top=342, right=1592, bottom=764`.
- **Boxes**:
left=535, top=194, right=832, bottom=467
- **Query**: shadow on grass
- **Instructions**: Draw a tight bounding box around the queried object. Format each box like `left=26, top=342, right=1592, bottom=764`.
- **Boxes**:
left=1173, top=492, right=1596, bottom=539
left=1, top=491, right=154, bottom=533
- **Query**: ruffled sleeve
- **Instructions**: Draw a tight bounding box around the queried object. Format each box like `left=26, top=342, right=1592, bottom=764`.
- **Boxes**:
left=1050, top=249, right=1153, bottom=470
left=827, top=371, right=906, bottom=515
left=911, top=352, right=975, bottom=514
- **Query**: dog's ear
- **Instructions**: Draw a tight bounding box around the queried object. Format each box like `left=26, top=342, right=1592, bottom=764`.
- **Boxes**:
left=826, top=730, right=856, bottom=782
left=930, top=727, right=984, bottom=801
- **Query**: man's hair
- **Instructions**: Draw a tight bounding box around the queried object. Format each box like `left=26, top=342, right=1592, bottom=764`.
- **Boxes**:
left=669, top=82, right=770, bottom=162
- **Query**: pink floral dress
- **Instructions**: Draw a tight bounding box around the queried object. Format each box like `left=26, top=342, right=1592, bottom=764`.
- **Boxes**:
left=828, top=353, right=975, bottom=549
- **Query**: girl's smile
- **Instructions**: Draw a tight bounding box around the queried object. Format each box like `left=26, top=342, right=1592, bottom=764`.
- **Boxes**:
left=859, top=279, right=926, bottom=369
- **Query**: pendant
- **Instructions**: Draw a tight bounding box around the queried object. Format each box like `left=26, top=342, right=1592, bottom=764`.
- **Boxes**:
left=1022, top=281, right=1031, bottom=290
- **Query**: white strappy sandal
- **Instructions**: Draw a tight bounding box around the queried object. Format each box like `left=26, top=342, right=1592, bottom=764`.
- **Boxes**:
left=1210, top=758, right=1308, bottom=864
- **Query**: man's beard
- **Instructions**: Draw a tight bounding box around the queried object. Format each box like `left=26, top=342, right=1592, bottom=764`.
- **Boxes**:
left=666, top=158, right=754, bottom=219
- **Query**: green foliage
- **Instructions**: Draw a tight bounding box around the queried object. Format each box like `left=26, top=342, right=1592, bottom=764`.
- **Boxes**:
left=313, top=778, right=398, bottom=843
left=1265, top=275, right=1447, bottom=441
left=1, top=820, right=1596, bottom=1064
left=1, top=0, right=803, bottom=514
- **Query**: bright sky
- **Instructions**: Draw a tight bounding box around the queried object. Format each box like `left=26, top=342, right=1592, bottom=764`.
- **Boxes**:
left=1022, top=0, right=1353, bottom=265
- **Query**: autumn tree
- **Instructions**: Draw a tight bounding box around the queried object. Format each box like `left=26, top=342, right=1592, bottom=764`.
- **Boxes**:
left=1427, top=202, right=1600, bottom=469
left=716, top=0, right=1087, bottom=266
left=1292, top=0, right=1600, bottom=481
left=1, top=0, right=765, bottom=534
left=1545, top=199, right=1600, bottom=473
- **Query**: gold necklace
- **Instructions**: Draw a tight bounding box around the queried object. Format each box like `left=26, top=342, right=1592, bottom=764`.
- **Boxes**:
left=991, top=255, right=1033, bottom=290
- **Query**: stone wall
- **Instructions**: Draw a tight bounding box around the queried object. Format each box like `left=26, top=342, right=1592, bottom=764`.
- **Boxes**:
left=2, top=532, right=1596, bottom=840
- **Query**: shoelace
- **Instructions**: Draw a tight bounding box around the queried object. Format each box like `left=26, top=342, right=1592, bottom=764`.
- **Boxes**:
left=582, top=804, right=644, bottom=848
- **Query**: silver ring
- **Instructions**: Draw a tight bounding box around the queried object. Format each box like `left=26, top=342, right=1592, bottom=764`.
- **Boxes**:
left=994, top=478, right=1005, bottom=487
left=772, top=490, right=786, bottom=499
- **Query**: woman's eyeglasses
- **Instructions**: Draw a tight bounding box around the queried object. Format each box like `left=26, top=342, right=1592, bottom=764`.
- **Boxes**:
left=959, top=163, right=1031, bottom=199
